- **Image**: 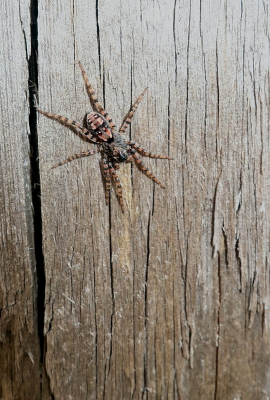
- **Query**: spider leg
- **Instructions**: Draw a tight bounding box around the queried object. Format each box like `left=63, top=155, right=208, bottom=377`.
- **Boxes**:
left=78, top=61, right=116, bottom=131
left=52, top=149, right=98, bottom=169
left=131, top=152, right=165, bottom=189
left=38, top=110, right=98, bottom=144
left=128, top=141, right=174, bottom=159
left=99, top=158, right=111, bottom=206
left=119, top=88, right=148, bottom=134
left=108, top=162, right=124, bottom=213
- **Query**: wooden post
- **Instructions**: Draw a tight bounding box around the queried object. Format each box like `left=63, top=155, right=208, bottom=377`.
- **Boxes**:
left=1, top=0, right=270, bottom=398
left=0, top=0, right=41, bottom=398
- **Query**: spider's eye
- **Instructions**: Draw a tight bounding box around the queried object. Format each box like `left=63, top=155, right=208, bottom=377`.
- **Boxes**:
left=118, top=151, right=128, bottom=162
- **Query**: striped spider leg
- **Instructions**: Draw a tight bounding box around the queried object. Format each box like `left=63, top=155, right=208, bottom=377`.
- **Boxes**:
left=99, top=157, right=111, bottom=206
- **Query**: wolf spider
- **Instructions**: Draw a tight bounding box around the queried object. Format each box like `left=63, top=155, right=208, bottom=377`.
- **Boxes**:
left=38, top=61, right=173, bottom=213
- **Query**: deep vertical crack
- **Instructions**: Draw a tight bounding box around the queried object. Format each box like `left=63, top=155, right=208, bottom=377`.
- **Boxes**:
left=28, top=0, right=47, bottom=394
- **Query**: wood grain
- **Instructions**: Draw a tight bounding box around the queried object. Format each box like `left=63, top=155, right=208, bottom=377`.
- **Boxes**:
left=0, top=0, right=41, bottom=398
left=1, top=0, right=270, bottom=398
left=38, top=0, right=270, bottom=398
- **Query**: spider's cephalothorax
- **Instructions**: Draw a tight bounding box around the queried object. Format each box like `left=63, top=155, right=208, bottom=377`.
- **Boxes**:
left=38, top=61, right=173, bottom=213
left=83, top=112, right=112, bottom=141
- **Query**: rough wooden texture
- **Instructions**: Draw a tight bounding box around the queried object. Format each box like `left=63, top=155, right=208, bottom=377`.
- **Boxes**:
left=1, top=0, right=269, bottom=398
left=0, top=0, right=41, bottom=398
left=38, top=0, right=270, bottom=398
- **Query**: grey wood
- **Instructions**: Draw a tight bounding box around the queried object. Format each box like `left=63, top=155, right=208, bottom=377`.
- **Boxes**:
left=0, top=0, right=41, bottom=398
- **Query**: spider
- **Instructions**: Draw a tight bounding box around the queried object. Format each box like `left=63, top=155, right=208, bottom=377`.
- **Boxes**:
left=38, top=61, right=173, bottom=213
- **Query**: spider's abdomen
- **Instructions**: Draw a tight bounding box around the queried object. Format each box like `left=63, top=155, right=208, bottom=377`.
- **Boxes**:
left=113, top=134, right=129, bottom=162
left=84, top=112, right=112, bottom=141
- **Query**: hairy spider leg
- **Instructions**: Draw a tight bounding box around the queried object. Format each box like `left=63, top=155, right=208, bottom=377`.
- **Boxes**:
left=99, top=158, right=111, bottom=206
left=78, top=61, right=116, bottom=131
left=119, top=88, right=148, bottom=134
left=38, top=110, right=98, bottom=143
left=108, top=162, right=124, bottom=213
left=128, top=141, right=174, bottom=159
left=131, top=152, right=165, bottom=189
left=52, top=149, right=98, bottom=169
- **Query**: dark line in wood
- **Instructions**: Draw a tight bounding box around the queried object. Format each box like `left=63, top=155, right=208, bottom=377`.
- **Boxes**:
left=173, top=0, right=178, bottom=79
left=95, top=0, right=101, bottom=79
left=107, top=194, right=115, bottom=376
left=214, top=252, right=221, bottom=400
left=172, top=280, right=182, bottom=400
left=216, top=39, right=220, bottom=154
left=222, top=220, right=229, bottom=269
left=183, top=230, right=190, bottom=338
left=184, top=1, right=191, bottom=156
left=235, top=236, right=242, bottom=292
left=262, top=302, right=266, bottom=336
left=143, top=211, right=151, bottom=398
left=132, top=259, right=137, bottom=400
left=91, top=244, right=98, bottom=398
left=71, top=0, right=76, bottom=95
left=28, top=0, right=43, bottom=358
left=102, top=65, right=106, bottom=110
left=129, top=59, right=133, bottom=141
left=151, top=183, right=155, bottom=216
left=167, top=82, right=171, bottom=158
left=211, top=172, right=222, bottom=257
left=199, top=0, right=207, bottom=153
left=129, top=61, right=135, bottom=195
left=28, top=1, right=53, bottom=397
left=216, top=39, right=220, bottom=126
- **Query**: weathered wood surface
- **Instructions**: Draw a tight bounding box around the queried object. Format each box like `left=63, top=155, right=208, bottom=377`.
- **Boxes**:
left=0, top=0, right=41, bottom=398
left=1, top=0, right=270, bottom=398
